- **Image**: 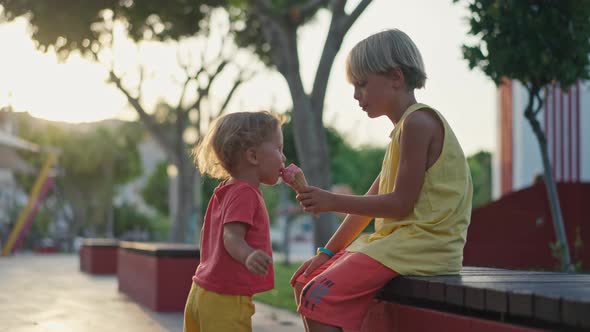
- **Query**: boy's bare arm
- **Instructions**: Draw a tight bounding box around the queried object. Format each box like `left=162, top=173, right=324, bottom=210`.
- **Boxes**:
left=223, top=222, right=271, bottom=275
left=290, top=175, right=380, bottom=283
left=322, top=175, right=381, bottom=254
left=298, top=111, right=438, bottom=218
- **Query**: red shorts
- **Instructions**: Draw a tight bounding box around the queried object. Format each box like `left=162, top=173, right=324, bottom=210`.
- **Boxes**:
left=294, top=250, right=398, bottom=331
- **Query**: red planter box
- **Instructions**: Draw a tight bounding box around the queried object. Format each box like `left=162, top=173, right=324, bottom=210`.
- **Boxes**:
left=79, top=238, right=119, bottom=274
left=117, top=241, right=200, bottom=312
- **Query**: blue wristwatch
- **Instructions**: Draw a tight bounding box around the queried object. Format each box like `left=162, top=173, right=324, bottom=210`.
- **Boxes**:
left=316, top=247, right=335, bottom=258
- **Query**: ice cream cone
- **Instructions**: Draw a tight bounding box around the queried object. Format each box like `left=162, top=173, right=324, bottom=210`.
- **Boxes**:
left=281, top=163, right=308, bottom=192
left=290, top=171, right=308, bottom=192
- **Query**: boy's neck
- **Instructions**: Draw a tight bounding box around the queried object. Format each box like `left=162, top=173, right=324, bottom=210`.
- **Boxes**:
left=390, top=91, right=418, bottom=125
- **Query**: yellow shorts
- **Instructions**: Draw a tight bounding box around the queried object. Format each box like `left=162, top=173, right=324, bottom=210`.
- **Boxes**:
left=183, top=283, right=255, bottom=332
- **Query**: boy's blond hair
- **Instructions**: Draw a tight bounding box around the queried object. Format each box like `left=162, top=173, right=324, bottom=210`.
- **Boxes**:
left=194, top=111, right=284, bottom=179
left=346, top=29, right=427, bottom=90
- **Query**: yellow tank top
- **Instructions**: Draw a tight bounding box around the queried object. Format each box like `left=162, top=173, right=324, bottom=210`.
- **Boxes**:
left=347, top=103, right=473, bottom=276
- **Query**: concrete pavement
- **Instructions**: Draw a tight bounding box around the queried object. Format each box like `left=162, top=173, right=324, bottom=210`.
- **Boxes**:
left=0, top=253, right=304, bottom=332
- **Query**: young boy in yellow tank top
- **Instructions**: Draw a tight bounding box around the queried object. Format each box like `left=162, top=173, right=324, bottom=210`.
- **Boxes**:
left=291, top=29, right=473, bottom=332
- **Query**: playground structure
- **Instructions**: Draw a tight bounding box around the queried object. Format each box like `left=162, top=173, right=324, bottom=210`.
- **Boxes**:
left=0, top=130, right=58, bottom=256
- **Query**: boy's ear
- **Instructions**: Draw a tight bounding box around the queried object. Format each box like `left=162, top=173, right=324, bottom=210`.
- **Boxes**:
left=387, top=67, right=405, bottom=88
left=245, top=147, right=259, bottom=165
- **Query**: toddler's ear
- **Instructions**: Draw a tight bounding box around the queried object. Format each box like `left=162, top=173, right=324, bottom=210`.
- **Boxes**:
left=245, top=147, right=259, bottom=165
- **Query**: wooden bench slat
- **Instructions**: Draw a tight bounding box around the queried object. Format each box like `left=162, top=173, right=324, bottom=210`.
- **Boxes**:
left=562, top=297, right=590, bottom=328
left=412, top=274, right=590, bottom=282
left=379, top=267, right=590, bottom=329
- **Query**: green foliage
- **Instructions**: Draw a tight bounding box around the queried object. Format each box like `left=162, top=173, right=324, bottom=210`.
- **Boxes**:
left=113, top=203, right=169, bottom=241
left=25, top=206, right=53, bottom=248
left=572, top=227, right=584, bottom=272
left=14, top=116, right=143, bottom=237
left=0, top=0, right=227, bottom=59
left=60, top=124, right=142, bottom=187
left=454, top=0, right=590, bottom=88
left=467, top=151, right=491, bottom=208
left=226, top=2, right=272, bottom=66
left=58, top=124, right=142, bottom=235
left=116, top=0, right=226, bottom=41
left=332, top=143, right=384, bottom=195
left=227, top=1, right=327, bottom=66
left=141, top=161, right=170, bottom=216
left=549, top=227, right=584, bottom=272
left=12, top=115, right=69, bottom=192
left=280, top=119, right=299, bottom=166
left=200, top=175, right=221, bottom=214
left=261, top=184, right=281, bottom=224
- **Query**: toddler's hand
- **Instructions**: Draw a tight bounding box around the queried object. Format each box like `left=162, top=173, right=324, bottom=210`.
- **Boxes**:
left=245, top=249, right=272, bottom=275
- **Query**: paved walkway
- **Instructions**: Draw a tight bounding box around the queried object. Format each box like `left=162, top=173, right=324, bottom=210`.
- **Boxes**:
left=0, top=253, right=304, bottom=332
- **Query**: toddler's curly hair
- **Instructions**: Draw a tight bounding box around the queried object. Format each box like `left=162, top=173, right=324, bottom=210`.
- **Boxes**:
left=193, top=111, right=284, bottom=179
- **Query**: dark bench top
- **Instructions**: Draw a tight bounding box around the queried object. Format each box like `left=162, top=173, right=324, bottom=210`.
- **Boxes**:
left=119, top=241, right=200, bottom=258
left=377, top=266, right=590, bottom=330
left=81, top=238, right=119, bottom=247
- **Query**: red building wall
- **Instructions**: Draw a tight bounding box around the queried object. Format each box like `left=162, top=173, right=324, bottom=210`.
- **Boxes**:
left=464, top=183, right=589, bottom=269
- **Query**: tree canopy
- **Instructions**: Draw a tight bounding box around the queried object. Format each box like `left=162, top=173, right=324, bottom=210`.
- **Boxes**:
left=455, top=0, right=590, bottom=89
left=0, top=0, right=225, bottom=58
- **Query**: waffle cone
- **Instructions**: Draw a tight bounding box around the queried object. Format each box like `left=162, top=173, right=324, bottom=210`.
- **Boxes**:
left=289, top=171, right=308, bottom=192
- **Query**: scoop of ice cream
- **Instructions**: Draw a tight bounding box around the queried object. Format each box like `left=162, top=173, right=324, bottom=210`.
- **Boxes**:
left=281, top=164, right=302, bottom=183
left=280, top=163, right=308, bottom=192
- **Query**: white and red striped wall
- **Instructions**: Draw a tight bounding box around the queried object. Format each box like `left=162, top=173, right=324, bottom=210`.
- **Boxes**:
left=493, top=79, right=590, bottom=198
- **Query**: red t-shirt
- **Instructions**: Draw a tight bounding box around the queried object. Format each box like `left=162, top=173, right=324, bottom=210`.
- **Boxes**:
left=193, top=179, right=274, bottom=295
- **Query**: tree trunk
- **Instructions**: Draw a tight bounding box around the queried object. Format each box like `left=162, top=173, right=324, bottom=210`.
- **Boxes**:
left=170, top=155, right=199, bottom=243
left=105, top=199, right=114, bottom=238
left=293, top=98, right=338, bottom=248
left=104, top=162, right=114, bottom=238
left=524, top=90, right=572, bottom=271
left=280, top=33, right=337, bottom=248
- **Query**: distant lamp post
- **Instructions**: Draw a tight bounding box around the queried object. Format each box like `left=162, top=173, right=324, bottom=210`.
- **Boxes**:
left=167, top=164, right=178, bottom=178
left=167, top=163, right=178, bottom=241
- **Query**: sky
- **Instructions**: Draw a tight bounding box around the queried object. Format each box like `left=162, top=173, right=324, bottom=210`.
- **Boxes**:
left=0, top=1, right=496, bottom=156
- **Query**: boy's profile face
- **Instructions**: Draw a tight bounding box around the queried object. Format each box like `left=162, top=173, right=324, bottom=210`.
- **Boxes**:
left=352, top=70, right=403, bottom=119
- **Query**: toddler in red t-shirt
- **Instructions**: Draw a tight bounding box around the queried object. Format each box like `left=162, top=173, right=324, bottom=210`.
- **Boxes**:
left=184, top=111, right=286, bottom=332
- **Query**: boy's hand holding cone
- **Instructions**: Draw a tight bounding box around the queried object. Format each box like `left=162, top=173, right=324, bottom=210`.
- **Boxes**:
left=282, top=164, right=323, bottom=216
left=280, top=163, right=308, bottom=192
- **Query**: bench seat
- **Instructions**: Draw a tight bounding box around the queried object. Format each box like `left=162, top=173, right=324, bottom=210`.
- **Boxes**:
left=365, top=266, right=590, bottom=331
